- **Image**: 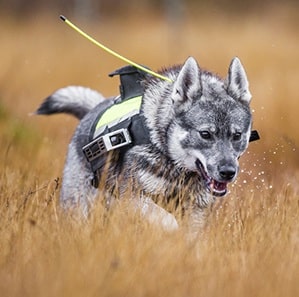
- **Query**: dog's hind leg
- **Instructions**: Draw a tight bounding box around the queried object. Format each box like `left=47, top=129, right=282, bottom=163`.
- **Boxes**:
left=60, top=140, right=98, bottom=216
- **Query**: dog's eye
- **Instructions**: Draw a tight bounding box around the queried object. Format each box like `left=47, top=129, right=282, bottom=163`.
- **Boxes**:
left=232, top=132, right=242, bottom=141
left=199, top=131, right=212, bottom=140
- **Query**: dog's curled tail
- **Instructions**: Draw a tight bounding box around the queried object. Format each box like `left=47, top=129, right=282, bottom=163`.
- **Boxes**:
left=35, top=86, right=105, bottom=120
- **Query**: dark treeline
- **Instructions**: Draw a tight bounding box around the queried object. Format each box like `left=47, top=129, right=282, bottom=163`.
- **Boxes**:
left=0, top=0, right=297, bottom=19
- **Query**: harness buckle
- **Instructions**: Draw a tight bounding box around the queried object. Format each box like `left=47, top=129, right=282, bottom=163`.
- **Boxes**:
left=82, top=128, right=132, bottom=162
left=102, top=128, right=132, bottom=151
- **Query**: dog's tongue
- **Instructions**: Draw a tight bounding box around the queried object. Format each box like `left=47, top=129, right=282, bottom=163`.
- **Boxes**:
left=210, top=179, right=227, bottom=196
left=195, top=160, right=228, bottom=197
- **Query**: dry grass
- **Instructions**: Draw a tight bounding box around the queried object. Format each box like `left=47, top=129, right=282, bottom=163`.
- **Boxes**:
left=0, top=5, right=299, bottom=297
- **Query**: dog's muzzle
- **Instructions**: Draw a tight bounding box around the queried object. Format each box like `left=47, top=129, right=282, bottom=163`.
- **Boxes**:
left=195, top=159, right=233, bottom=197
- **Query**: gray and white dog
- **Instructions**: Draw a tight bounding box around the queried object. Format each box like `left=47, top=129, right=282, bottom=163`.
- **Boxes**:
left=36, top=57, right=255, bottom=231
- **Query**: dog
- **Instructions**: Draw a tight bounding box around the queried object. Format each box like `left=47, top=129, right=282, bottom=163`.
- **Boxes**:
left=36, top=57, right=257, bottom=231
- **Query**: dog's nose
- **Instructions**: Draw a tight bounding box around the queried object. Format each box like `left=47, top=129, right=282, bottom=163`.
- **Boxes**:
left=219, top=165, right=236, bottom=181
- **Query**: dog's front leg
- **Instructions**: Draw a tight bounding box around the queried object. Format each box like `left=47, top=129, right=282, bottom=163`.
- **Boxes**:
left=131, top=196, right=179, bottom=232
left=182, top=207, right=207, bottom=240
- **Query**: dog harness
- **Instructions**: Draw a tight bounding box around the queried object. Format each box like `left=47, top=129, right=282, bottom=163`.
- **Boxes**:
left=82, top=66, right=150, bottom=187
left=82, top=65, right=260, bottom=188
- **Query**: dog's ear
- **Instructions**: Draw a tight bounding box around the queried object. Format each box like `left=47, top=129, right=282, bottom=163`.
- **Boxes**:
left=226, top=57, right=251, bottom=104
left=171, top=57, right=202, bottom=110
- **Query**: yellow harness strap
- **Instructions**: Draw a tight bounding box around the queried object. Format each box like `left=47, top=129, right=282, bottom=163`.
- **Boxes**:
left=95, top=96, right=142, bottom=130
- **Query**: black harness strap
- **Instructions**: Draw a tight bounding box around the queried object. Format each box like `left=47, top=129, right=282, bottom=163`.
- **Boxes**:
left=249, top=130, right=260, bottom=142
left=87, top=112, right=150, bottom=188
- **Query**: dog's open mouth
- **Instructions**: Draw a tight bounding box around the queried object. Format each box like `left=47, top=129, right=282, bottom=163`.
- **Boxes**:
left=195, top=160, right=228, bottom=197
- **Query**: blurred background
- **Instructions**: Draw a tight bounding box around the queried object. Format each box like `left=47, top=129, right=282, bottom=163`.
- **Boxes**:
left=0, top=0, right=298, bottom=192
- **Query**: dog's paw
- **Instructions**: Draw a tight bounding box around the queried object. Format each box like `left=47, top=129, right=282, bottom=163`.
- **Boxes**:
left=138, top=197, right=179, bottom=232
left=159, top=212, right=179, bottom=231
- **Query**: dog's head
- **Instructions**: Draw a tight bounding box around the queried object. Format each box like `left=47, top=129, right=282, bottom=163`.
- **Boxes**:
left=161, top=57, right=253, bottom=196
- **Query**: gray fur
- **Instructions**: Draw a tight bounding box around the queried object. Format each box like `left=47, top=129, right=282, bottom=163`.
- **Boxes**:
left=36, top=57, right=253, bottom=232
left=36, top=86, right=105, bottom=119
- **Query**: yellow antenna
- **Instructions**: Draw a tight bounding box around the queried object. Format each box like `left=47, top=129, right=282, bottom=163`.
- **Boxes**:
left=60, top=15, right=173, bottom=83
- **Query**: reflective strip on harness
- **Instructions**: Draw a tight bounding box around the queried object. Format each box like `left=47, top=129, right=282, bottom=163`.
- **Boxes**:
left=95, top=95, right=142, bottom=130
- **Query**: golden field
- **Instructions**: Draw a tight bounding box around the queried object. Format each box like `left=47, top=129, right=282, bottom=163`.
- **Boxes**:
left=0, top=5, right=299, bottom=297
